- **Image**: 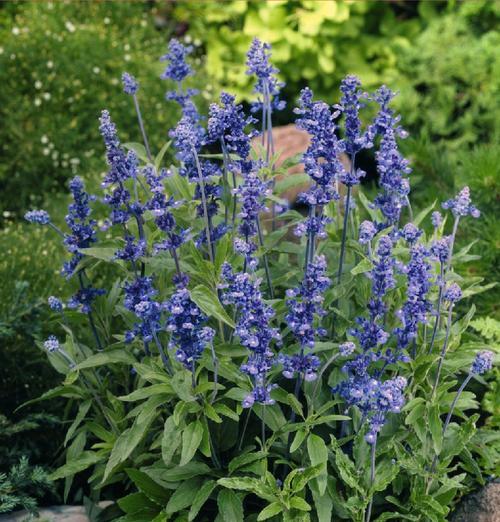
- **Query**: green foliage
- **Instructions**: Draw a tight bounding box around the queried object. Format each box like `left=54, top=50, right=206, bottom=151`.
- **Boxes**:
left=397, top=1, right=500, bottom=149
left=31, top=149, right=497, bottom=521
left=0, top=2, right=208, bottom=217
left=172, top=0, right=423, bottom=105
left=0, top=456, right=55, bottom=515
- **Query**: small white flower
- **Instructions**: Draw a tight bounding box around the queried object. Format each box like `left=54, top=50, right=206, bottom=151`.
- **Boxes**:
left=47, top=60, right=54, bottom=68
left=41, top=135, right=49, bottom=144
left=92, top=66, right=100, bottom=74
left=65, top=21, right=76, bottom=33
left=43, top=92, right=51, bottom=100
left=43, top=147, right=50, bottom=155
left=12, top=27, right=20, bottom=35
left=104, top=17, right=110, bottom=24
left=35, top=80, right=42, bottom=89
left=34, top=98, right=42, bottom=107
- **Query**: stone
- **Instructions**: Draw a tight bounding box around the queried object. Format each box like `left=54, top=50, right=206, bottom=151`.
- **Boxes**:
left=451, top=481, right=500, bottom=522
left=0, top=502, right=113, bottom=522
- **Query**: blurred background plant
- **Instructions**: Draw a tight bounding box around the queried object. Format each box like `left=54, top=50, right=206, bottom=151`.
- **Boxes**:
left=0, top=0, right=498, bottom=514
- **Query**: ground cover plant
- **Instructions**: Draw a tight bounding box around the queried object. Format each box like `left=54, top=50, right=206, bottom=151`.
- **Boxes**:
left=24, top=38, right=498, bottom=521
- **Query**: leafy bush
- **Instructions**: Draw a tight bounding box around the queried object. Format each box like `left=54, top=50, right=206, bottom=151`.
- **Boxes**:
left=24, top=38, right=497, bottom=522
left=170, top=1, right=424, bottom=104
left=0, top=1, right=209, bottom=217
left=396, top=1, right=500, bottom=149
left=0, top=456, right=55, bottom=515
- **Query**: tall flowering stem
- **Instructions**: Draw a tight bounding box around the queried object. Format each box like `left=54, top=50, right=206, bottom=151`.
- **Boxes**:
left=336, top=76, right=371, bottom=280
left=428, top=351, right=494, bottom=486
left=246, top=38, right=285, bottom=229
left=246, top=38, right=284, bottom=164
left=431, top=283, right=462, bottom=397
left=220, top=263, right=281, bottom=444
left=370, top=86, right=411, bottom=229
left=293, top=87, right=342, bottom=271
left=122, top=72, right=152, bottom=162
left=25, top=179, right=105, bottom=351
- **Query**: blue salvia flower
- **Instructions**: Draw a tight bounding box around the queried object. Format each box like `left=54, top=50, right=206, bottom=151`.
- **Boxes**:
left=121, top=72, right=139, bottom=95
left=208, top=92, right=257, bottom=166
left=431, top=211, right=443, bottom=229
left=294, top=215, right=332, bottom=240
left=393, top=243, right=432, bottom=355
left=442, top=186, right=480, bottom=218
left=430, top=237, right=450, bottom=265
left=142, top=166, right=188, bottom=256
left=471, top=350, right=494, bottom=375
left=294, top=87, right=345, bottom=206
left=25, top=210, right=51, bottom=225
left=359, top=220, right=377, bottom=245
left=246, top=38, right=285, bottom=114
left=371, top=86, right=412, bottom=228
left=48, top=296, right=63, bottom=312
left=165, top=277, right=215, bottom=370
left=161, top=38, right=194, bottom=83
left=337, top=236, right=399, bottom=429
left=99, top=110, right=139, bottom=225
left=280, top=255, right=331, bottom=381
left=62, top=176, right=98, bottom=278
left=123, top=276, right=163, bottom=344
left=43, top=335, right=60, bottom=353
left=443, top=282, right=462, bottom=303
left=115, top=235, right=147, bottom=262
left=337, top=75, right=372, bottom=156
left=233, top=171, right=270, bottom=270
left=161, top=39, right=200, bottom=119
left=220, top=263, right=281, bottom=407
left=400, top=223, right=422, bottom=244
left=68, top=286, right=105, bottom=314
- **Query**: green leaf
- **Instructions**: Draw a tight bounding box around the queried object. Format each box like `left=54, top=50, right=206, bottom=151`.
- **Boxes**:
left=166, top=477, right=202, bottom=514
left=103, top=400, right=158, bottom=481
left=180, top=420, right=204, bottom=466
left=162, top=416, right=181, bottom=466
left=118, top=383, right=173, bottom=402
left=155, top=140, right=171, bottom=171
left=50, top=451, right=101, bottom=480
left=191, top=285, right=235, bottom=328
left=351, top=257, right=374, bottom=275
left=125, top=469, right=170, bottom=504
left=287, top=393, right=304, bottom=418
left=218, top=476, right=261, bottom=493
left=229, top=451, right=267, bottom=474
left=79, top=246, right=118, bottom=262
left=428, top=404, right=443, bottom=454
left=118, top=492, right=160, bottom=515
left=289, top=496, right=311, bottom=511
left=217, top=489, right=244, bottom=522
left=358, top=191, right=380, bottom=221
left=17, top=385, right=85, bottom=410
left=124, top=142, right=149, bottom=163
left=257, top=502, right=282, bottom=521
left=331, top=439, right=363, bottom=493
left=290, top=429, right=307, bottom=453
left=64, top=399, right=91, bottom=446
left=307, top=434, right=328, bottom=495
left=289, top=464, right=324, bottom=493
left=413, top=200, right=436, bottom=227
left=74, top=349, right=135, bottom=371
left=158, top=461, right=210, bottom=482
left=188, top=479, right=217, bottom=521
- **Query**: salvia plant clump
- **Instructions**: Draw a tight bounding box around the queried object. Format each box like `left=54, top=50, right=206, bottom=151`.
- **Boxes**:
left=25, top=38, right=496, bottom=522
